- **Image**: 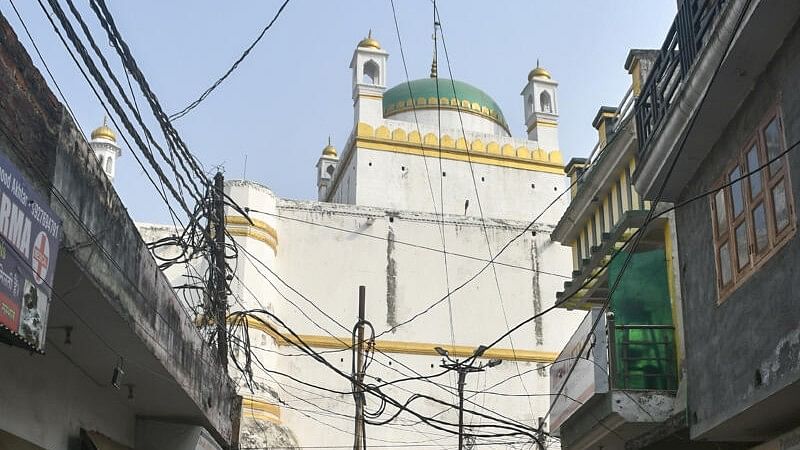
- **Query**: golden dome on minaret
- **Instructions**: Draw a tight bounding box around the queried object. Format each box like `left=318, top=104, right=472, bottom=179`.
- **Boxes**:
left=322, top=138, right=338, bottom=158
left=358, top=30, right=381, bottom=50
left=91, top=117, right=117, bottom=142
left=528, top=60, right=552, bottom=81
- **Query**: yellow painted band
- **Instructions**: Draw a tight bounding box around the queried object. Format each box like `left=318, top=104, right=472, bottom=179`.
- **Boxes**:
left=226, top=216, right=278, bottom=253
left=527, top=120, right=559, bottom=133
left=227, top=228, right=278, bottom=253
left=234, top=316, right=558, bottom=363
left=358, top=93, right=384, bottom=100
left=226, top=216, right=277, bottom=239
left=356, top=138, right=564, bottom=175
left=241, top=396, right=281, bottom=424
left=384, top=97, right=509, bottom=133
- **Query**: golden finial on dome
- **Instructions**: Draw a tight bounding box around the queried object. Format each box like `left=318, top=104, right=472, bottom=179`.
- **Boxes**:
left=528, top=59, right=552, bottom=81
left=91, top=116, right=117, bottom=142
left=358, top=30, right=381, bottom=50
left=322, top=137, right=338, bottom=158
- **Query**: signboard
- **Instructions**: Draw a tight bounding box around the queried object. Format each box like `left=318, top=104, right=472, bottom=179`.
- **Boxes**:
left=549, top=307, right=609, bottom=434
left=0, top=152, right=61, bottom=352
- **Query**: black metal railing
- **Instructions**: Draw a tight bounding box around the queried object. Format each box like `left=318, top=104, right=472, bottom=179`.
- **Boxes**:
left=607, top=316, right=678, bottom=391
left=635, top=0, right=728, bottom=157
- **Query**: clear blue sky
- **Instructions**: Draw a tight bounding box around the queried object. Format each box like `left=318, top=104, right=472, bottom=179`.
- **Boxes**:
left=4, top=1, right=677, bottom=224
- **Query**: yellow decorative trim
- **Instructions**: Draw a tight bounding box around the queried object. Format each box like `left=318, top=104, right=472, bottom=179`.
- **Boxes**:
left=234, top=316, right=558, bottom=363
left=226, top=216, right=278, bottom=253
left=384, top=98, right=510, bottom=134
left=354, top=122, right=564, bottom=174
left=226, top=216, right=277, bottom=239
left=527, top=119, right=559, bottom=133
left=358, top=93, right=383, bottom=100
left=241, top=396, right=281, bottom=424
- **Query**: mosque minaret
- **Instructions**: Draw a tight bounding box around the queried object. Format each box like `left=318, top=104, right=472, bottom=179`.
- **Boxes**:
left=88, top=117, right=121, bottom=182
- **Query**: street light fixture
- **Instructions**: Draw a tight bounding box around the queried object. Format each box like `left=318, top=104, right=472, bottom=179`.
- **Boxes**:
left=434, top=344, right=503, bottom=450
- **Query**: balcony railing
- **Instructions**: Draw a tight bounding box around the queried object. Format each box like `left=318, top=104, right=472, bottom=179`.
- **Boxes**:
left=635, top=0, right=728, bottom=156
left=607, top=316, right=678, bottom=391
left=550, top=308, right=678, bottom=432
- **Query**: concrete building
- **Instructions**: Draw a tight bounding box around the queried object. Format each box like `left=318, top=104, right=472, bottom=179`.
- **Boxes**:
left=633, top=0, right=800, bottom=448
left=143, top=32, right=583, bottom=448
left=0, top=12, right=238, bottom=450
left=546, top=49, right=690, bottom=450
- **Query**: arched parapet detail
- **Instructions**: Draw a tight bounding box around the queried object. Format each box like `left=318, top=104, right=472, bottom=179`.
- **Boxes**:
left=391, top=128, right=407, bottom=141
left=375, top=126, right=390, bottom=139
left=441, top=134, right=455, bottom=148
left=532, top=148, right=548, bottom=161
left=416, top=97, right=427, bottom=106
left=352, top=122, right=564, bottom=174
left=357, top=122, right=374, bottom=137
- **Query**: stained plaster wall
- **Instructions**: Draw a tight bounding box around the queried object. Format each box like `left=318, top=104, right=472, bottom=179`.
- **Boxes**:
left=673, top=20, right=800, bottom=441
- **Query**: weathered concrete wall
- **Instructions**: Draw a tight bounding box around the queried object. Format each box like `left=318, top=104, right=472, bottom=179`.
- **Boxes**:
left=219, top=188, right=584, bottom=448
left=674, top=20, right=800, bottom=440
left=0, top=337, right=137, bottom=449
left=0, top=11, right=236, bottom=447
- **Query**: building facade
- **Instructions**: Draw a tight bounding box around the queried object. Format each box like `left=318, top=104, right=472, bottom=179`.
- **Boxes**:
left=144, top=33, right=583, bottom=448
left=0, top=12, right=237, bottom=450
left=546, top=49, right=690, bottom=450
left=634, top=0, right=800, bottom=448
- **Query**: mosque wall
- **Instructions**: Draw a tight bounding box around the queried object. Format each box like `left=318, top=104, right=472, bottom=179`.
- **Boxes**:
left=350, top=147, right=569, bottom=224
left=169, top=182, right=579, bottom=447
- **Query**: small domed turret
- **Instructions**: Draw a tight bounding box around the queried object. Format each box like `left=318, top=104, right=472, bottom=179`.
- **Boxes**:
left=89, top=117, right=121, bottom=182
left=528, top=66, right=552, bottom=81
left=317, top=137, right=339, bottom=201
left=358, top=30, right=381, bottom=50
left=322, top=140, right=338, bottom=158
left=91, top=117, right=117, bottom=142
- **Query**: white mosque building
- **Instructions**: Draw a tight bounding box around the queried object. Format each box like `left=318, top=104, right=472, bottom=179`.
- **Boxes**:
left=131, top=31, right=583, bottom=449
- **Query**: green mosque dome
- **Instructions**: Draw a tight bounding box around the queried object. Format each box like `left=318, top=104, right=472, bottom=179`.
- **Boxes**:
left=383, top=78, right=510, bottom=134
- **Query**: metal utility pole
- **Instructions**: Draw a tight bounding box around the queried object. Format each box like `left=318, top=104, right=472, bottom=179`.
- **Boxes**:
left=352, top=286, right=368, bottom=450
left=435, top=346, right=502, bottom=450
left=536, top=417, right=546, bottom=450
left=212, top=171, right=228, bottom=372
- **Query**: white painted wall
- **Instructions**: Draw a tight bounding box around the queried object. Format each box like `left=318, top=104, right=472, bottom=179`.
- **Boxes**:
left=89, top=138, right=120, bottom=182
left=351, top=148, right=569, bottom=224
left=221, top=189, right=581, bottom=448
left=387, top=109, right=510, bottom=137
left=140, top=179, right=582, bottom=448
